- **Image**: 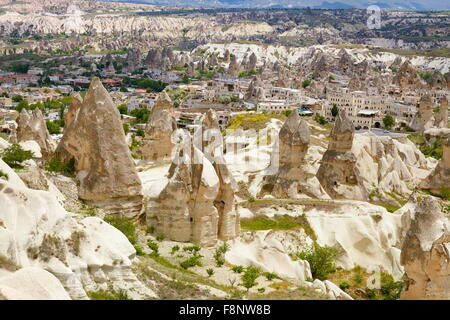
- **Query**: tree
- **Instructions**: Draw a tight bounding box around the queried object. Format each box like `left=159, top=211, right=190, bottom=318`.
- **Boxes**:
left=130, top=108, right=150, bottom=123
left=182, top=75, right=191, bottom=84
left=383, top=114, right=395, bottom=129
left=118, top=104, right=128, bottom=115
left=301, top=79, right=311, bottom=88
left=241, top=266, right=260, bottom=292
left=46, top=120, right=63, bottom=134
left=331, top=104, right=339, bottom=117
left=1, top=144, right=34, bottom=168
left=296, top=244, right=340, bottom=280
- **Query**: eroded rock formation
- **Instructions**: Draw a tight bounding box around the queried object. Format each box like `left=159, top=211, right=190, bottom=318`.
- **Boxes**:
left=400, top=195, right=450, bottom=299
left=195, top=109, right=240, bottom=241
left=420, top=138, right=450, bottom=195
left=0, top=159, right=155, bottom=300
left=436, top=96, right=448, bottom=129
left=65, top=92, right=82, bottom=127
left=410, top=94, right=434, bottom=133
left=261, top=111, right=328, bottom=199
left=317, top=111, right=364, bottom=199
left=147, top=131, right=220, bottom=246
left=56, top=77, right=143, bottom=217
left=137, top=92, right=177, bottom=162
left=16, top=108, right=55, bottom=159
left=245, top=75, right=265, bottom=101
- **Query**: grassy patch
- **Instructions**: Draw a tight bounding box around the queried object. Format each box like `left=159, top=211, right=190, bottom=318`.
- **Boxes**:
left=328, top=266, right=404, bottom=300
left=379, top=204, right=400, bottom=213
left=104, top=216, right=137, bottom=245
left=0, top=255, right=19, bottom=271
left=87, top=288, right=132, bottom=300
left=227, top=113, right=285, bottom=131
left=240, top=214, right=316, bottom=240
left=408, top=134, right=443, bottom=160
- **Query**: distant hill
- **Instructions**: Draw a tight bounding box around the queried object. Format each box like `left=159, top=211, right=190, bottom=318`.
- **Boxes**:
left=101, top=0, right=449, bottom=10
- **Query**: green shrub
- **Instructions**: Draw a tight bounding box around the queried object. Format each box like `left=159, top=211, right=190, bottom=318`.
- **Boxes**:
left=179, top=254, right=202, bottom=269
left=156, top=234, right=165, bottom=242
left=88, top=288, right=132, bottom=300
left=232, top=265, right=244, bottom=273
left=171, top=245, right=180, bottom=255
left=134, top=245, right=145, bottom=256
left=339, top=281, right=350, bottom=291
left=241, top=266, right=260, bottom=291
left=214, top=243, right=229, bottom=267
left=314, top=115, right=328, bottom=125
left=296, top=244, right=340, bottom=280
left=217, top=242, right=230, bottom=254
left=146, top=226, right=155, bottom=234
left=353, top=272, right=363, bottom=285
left=206, top=268, right=214, bottom=277
left=183, top=245, right=201, bottom=253
left=44, top=157, right=75, bottom=176
left=104, top=216, right=137, bottom=245
left=440, top=188, right=450, bottom=201
left=147, top=239, right=159, bottom=257
left=263, top=272, right=279, bottom=281
left=257, top=288, right=265, bottom=293
left=1, top=143, right=34, bottom=168
left=46, top=120, right=64, bottom=134
left=364, top=272, right=404, bottom=300
left=302, top=79, right=311, bottom=88
left=0, top=170, right=8, bottom=180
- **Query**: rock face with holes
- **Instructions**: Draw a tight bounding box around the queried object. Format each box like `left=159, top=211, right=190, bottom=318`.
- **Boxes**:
left=245, top=75, right=265, bottom=102
left=420, top=138, right=450, bottom=195
left=16, top=108, right=55, bottom=159
left=56, top=77, right=142, bottom=217
left=316, top=111, right=364, bottom=200
left=194, top=109, right=240, bottom=241
left=0, top=159, right=156, bottom=300
left=137, top=92, right=177, bottom=162
left=400, top=195, right=450, bottom=299
left=393, top=60, right=425, bottom=89
left=261, top=111, right=328, bottom=199
left=147, top=131, right=220, bottom=246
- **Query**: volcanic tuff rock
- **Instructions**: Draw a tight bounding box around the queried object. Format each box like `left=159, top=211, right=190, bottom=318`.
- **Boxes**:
left=316, top=111, right=364, bottom=200
left=64, top=92, right=83, bottom=128
left=147, top=131, right=220, bottom=246
left=353, top=133, right=435, bottom=204
left=126, top=48, right=142, bottom=73
left=400, top=195, right=450, bottom=299
left=56, top=77, right=143, bottom=217
left=420, top=138, right=450, bottom=195
left=436, top=96, right=448, bottom=129
left=194, top=109, right=240, bottom=241
left=393, top=60, right=425, bottom=89
left=410, top=94, right=434, bottom=134
left=16, top=108, right=55, bottom=159
left=427, top=70, right=447, bottom=90
left=0, top=159, right=156, bottom=300
left=261, top=111, right=328, bottom=199
left=228, top=54, right=240, bottom=76
left=137, top=91, right=177, bottom=162
left=245, top=75, right=265, bottom=101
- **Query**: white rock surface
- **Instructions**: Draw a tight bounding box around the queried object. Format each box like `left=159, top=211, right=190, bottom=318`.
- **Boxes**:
left=0, top=159, right=157, bottom=300
left=0, top=267, right=71, bottom=300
